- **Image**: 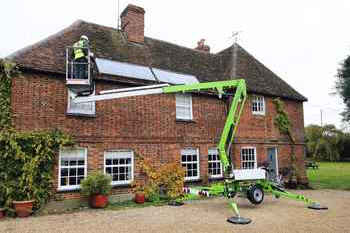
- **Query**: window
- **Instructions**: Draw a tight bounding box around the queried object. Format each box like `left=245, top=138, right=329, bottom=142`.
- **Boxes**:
left=176, top=93, right=193, bottom=120
left=104, top=150, right=134, bottom=185
left=241, top=147, right=257, bottom=169
left=67, top=88, right=95, bottom=115
left=181, top=148, right=200, bottom=181
left=59, top=148, right=87, bottom=191
left=208, top=148, right=223, bottom=178
left=251, top=95, right=265, bottom=115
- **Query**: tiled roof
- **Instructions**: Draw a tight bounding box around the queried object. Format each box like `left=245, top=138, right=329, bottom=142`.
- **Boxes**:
left=9, top=20, right=306, bottom=101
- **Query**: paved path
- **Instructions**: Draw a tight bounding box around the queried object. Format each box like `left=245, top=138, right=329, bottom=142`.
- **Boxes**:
left=0, top=190, right=349, bottom=233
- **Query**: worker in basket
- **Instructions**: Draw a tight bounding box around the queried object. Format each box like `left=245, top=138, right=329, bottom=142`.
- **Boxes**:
left=72, top=35, right=90, bottom=79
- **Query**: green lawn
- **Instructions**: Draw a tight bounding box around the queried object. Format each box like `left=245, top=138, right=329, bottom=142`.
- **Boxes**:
left=307, top=162, right=350, bottom=190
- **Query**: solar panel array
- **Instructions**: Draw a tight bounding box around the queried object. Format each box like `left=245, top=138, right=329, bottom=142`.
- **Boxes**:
left=95, top=58, right=199, bottom=85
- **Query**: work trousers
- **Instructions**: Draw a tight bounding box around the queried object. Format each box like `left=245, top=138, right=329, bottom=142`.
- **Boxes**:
left=74, top=57, right=88, bottom=79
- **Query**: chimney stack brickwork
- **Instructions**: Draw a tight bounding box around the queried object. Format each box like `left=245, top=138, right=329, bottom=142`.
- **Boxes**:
left=121, top=4, right=145, bottom=44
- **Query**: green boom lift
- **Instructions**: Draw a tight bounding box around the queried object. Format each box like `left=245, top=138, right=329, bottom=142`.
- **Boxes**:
left=71, top=78, right=327, bottom=225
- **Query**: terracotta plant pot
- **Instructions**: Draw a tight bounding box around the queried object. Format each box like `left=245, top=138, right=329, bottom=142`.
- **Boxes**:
left=0, top=208, right=5, bottom=219
left=89, top=194, right=108, bottom=208
left=135, top=192, right=145, bottom=204
left=13, top=200, right=34, bottom=217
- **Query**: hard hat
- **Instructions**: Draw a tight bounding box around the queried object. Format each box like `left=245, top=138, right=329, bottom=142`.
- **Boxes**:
left=81, top=35, right=89, bottom=41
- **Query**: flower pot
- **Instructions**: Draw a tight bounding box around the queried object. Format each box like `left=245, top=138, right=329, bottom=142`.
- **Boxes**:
left=13, top=200, right=34, bottom=217
left=0, top=208, right=5, bottom=219
left=89, top=194, right=108, bottom=208
left=135, top=192, right=145, bottom=204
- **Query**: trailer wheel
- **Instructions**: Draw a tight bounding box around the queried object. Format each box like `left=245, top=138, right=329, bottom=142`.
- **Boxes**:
left=248, top=185, right=264, bottom=205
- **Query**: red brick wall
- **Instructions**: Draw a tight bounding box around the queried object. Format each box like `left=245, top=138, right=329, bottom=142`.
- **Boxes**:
left=236, top=95, right=305, bottom=143
left=11, top=73, right=307, bottom=199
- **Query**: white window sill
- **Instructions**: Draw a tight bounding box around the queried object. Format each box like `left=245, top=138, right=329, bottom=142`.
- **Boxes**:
left=184, top=177, right=200, bottom=182
left=176, top=118, right=195, bottom=123
left=66, top=112, right=96, bottom=117
left=252, top=111, right=265, bottom=116
left=111, top=181, right=132, bottom=186
left=209, top=175, right=224, bottom=179
left=57, top=186, right=81, bottom=192
left=176, top=117, right=193, bottom=121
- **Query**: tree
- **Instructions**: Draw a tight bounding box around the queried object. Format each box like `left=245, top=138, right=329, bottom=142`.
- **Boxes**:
left=336, top=55, right=350, bottom=122
left=305, top=124, right=323, bottom=160
left=305, top=124, right=347, bottom=161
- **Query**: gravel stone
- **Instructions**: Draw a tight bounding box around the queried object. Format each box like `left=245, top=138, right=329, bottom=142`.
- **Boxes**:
left=0, top=190, right=349, bottom=233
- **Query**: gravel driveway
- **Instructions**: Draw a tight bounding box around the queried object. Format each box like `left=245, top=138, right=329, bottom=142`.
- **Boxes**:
left=0, top=190, right=349, bottom=233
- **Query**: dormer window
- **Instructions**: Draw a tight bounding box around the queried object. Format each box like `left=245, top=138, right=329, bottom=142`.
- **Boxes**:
left=251, top=95, right=265, bottom=115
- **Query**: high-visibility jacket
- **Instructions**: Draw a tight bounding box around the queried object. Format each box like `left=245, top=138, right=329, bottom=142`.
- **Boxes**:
left=73, top=39, right=88, bottom=60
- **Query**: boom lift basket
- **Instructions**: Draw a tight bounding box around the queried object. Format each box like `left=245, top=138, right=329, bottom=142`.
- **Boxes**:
left=66, top=46, right=93, bottom=94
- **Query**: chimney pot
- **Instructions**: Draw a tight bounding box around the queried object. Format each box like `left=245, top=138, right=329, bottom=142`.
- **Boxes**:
left=195, top=39, right=210, bottom=53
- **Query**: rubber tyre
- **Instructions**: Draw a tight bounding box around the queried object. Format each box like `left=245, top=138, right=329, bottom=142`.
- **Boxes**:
left=248, top=185, right=264, bottom=205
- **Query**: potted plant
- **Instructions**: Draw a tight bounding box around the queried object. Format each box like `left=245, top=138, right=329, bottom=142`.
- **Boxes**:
left=81, top=172, right=112, bottom=208
left=11, top=183, right=36, bottom=218
left=12, top=189, right=35, bottom=217
left=132, top=181, right=145, bottom=204
left=12, top=200, right=35, bottom=217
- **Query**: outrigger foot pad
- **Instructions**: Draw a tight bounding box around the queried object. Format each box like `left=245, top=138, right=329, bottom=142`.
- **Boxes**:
left=168, top=200, right=184, bottom=206
left=227, top=216, right=252, bottom=225
left=308, top=203, right=328, bottom=210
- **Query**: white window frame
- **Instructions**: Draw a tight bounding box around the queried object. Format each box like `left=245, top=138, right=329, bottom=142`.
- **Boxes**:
left=208, top=148, right=223, bottom=178
left=58, top=148, right=87, bottom=191
left=241, top=147, right=257, bottom=169
left=251, top=95, right=265, bottom=115
left=181, top=148, right=200, bottom=181
left=104, top=150, right=134, bottom=186
left=176, top=93, right=193, bottom=120
left=67, top=88, right=96, bottom=115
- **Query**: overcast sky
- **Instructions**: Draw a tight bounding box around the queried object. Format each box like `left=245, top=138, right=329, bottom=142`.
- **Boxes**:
left=1, top=0, right=349, bottom=129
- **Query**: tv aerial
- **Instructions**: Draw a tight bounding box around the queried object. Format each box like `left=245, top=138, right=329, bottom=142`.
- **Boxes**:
left=228, top=31, right=243, bottom=44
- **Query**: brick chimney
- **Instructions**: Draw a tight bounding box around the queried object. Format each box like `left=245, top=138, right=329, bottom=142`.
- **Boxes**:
left=121, top=4, right=145, bottom=44
left=195, top=39, right=210, bottom=53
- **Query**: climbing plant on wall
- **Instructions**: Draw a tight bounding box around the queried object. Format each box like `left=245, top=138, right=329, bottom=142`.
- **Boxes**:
left=273, top=98, right=299, bottom=187
left=0, top=59, right=73, bottom=211
left=0, top=59, right=17, bottom=129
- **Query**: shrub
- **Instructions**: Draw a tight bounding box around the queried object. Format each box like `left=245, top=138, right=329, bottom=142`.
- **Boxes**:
left=157, top=163, right=185, bottom=199
left=81, top=172, right=112, bottom=196
left=0, top=129, right=73, bottom=210
left=140, top=157, right=185, bottom=201
left=144, top=181, right=160, bottom=202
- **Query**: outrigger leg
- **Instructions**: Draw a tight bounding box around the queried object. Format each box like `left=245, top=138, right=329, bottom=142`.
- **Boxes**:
left=227, top=201, right=252, bottom=225
left=265, top=181, right=328, bottom=210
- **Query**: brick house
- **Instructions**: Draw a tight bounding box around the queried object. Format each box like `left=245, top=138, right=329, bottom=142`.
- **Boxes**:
left=8, top=4, right=307, bottom=200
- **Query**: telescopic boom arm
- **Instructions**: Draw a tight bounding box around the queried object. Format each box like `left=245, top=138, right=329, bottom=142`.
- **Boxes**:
left=73, top=79, right=247, bottom=173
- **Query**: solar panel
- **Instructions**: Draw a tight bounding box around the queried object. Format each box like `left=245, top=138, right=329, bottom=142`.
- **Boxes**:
left=95, top=58, right=156, bottom=81
left=95, top=58, right=199, bottom=84
left=152, top=68, right=199, bottom=85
